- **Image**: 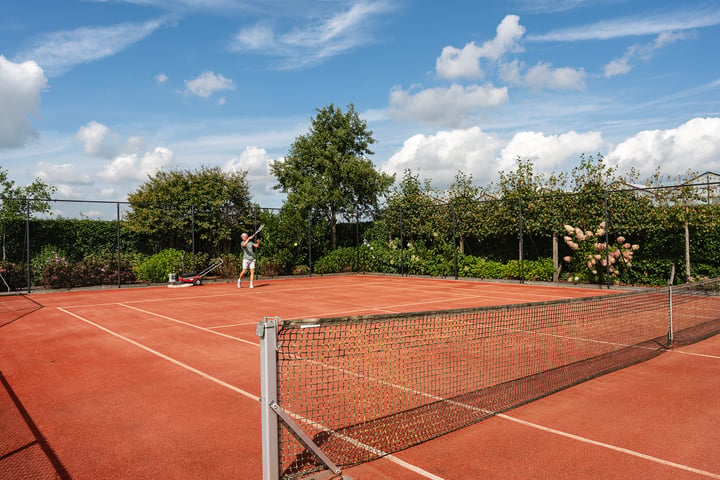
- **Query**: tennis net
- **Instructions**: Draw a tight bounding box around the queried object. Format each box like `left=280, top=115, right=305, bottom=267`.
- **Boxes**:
left=258, top=278, right=720, bottom=480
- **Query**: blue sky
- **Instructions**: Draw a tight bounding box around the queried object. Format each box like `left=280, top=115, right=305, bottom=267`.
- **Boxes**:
left=1, top=0, right=720, bottom=217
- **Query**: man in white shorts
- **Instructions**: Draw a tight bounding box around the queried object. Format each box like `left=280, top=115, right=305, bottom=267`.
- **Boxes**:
left=237, top=232, right=259, bottom=288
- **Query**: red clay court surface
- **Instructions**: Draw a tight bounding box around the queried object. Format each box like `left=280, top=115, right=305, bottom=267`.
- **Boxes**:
left=1, top=275, right=718, bottom=480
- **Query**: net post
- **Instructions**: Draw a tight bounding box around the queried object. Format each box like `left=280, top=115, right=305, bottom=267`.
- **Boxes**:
left=258, top=317, right=280, bottom=480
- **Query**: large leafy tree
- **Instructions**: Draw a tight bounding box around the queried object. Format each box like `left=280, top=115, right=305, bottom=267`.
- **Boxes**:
left=125, top=166, right=253, bottom=254
left=271, top=103, right=394, bottom=249
left=0, top=166, right=56, bottom=260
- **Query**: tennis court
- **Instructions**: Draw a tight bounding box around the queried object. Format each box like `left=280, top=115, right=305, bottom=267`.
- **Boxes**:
left=1, top=275, right=719, bottom=480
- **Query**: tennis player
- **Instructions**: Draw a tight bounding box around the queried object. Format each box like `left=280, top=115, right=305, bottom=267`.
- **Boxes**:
left=237, top=232, right=259, bottom=289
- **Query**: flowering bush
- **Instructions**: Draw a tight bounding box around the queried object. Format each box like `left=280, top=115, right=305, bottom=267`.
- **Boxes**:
left=561, top=222, right=639, bottom=285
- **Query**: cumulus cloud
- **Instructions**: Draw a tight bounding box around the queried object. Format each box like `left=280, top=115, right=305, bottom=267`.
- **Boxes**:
left=155, top=73, right=168, bottom=84
left=224, top=145, right=272, bottom=173
left=0, top=56, right=48, bottom=148
left=499, top=130, right=605, bottom=172
left=383, top=127, right=502, bottom=187
left=224, top=146, right=281, bottom=196
left=230, top=1, right=394, bottom=69
left=607, top=117, right=720, bottom=176
left=36, top=162, right=93, bottom=185
left=388, top=83, right=509, bottom=127
left=98, top=146, right=175, bottom=182
left=184, top=71, right=234, bottom=98
left=75, top=121, right=118, bottom=158
left=436, top=15, right=526, bottom=80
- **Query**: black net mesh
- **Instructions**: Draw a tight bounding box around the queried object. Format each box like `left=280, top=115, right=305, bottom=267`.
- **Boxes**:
left=273, top=279, right=720, bottom=480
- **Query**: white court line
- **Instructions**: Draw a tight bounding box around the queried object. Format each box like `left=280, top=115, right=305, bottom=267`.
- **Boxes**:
left=57, top=299, right=720, bottom=479
left=671, top=350, right=720, bottom=360
left=117, top=303, right=258, bottom=346
left=496, top=414, right=720, bottom=479
left=56, top=306, right=445, bottom=480
left=56, top=307, right=259, bottom=402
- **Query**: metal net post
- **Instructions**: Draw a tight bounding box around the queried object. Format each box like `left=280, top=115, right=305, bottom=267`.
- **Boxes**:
left=258, top=318, right=280, bottom=480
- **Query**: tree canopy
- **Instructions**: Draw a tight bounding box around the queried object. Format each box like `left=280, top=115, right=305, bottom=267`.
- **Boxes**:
left=125, top=166, right=253, bottom=254
left=0, top=166, right=56, bottom=260
left=270, top=103, right=394, bottom=248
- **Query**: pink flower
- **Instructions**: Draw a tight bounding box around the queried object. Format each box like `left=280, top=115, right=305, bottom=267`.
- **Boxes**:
left=616, top=236, right=626, bottom=244
left=563, top=256, right=572, bottom=263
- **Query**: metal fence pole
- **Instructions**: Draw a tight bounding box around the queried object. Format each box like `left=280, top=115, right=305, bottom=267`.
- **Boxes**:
left=451, top=205, right=458, bottom=280
left=257, top=318, right=280, bottom=480
left=307, top=209, right=313, bottom=276
left=518, top=198, right=524, bottom=284
left=604, top=191, right=611, bottom=289
left=116, top=202, right=121, bottom=288
left=25, top=198, right=31, bottom=294
left=355, top=210, right=360, bottom=272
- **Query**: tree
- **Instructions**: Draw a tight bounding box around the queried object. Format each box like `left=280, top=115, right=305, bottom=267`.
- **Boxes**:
left=270, top=103, right=394, bottom=249
left=0, top=166, right=56, bottom=260
left=125, top=166, right=253, bottom=255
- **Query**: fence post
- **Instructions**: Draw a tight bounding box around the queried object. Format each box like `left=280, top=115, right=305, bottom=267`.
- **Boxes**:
left=399, top=208, right=404, bottom=277
left=517, top=198, right=524, bottom=284
left=191, top=204, right=196, bottom=263
left=451, top=205, right=458, bottom=280
left=25, top=198, right=31, bottom=294
left=307, top=209, right=313, bottom=276
left=603, top=191, right=611, bottom=289
left=355, top=210, right=360, bottom=272
left=116, top=203, right=121, bottom=288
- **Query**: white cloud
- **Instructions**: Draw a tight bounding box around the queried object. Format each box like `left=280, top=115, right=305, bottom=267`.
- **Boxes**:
left=607, top=117, right=720, bottom=176
left=436, top=15, right=526, bottom=80
left=229, top=1, right=394, bottom=69
left=388, top=83, right=509, bottom=127
left=224, top=146, right=280, bottom=197
left=604, top=31, right=687, bottom=78
left=75, top=121, right=119, bottom=158
left=155, top=73, right=168, bottom=84
left=184, top=71, right=234, bottom=98
left=98, top=146, right=175, bottom=182
left=224, top=145, right=272, bottom=173
left=36, top=162, right=93, bottom=185
left=14, top=19, right=167, bottom=77
left=0, top=56, right=48, bottom=148
left=499, top=130, right=605, bottom=172
left=383, top=127, right=502, bottom=187
left=528, top=6, right=720, bottom=42
left=500, top=60, right=586, bottom=90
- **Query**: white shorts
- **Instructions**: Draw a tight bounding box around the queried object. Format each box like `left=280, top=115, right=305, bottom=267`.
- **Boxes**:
left=243, top=258, right=256, bottom=270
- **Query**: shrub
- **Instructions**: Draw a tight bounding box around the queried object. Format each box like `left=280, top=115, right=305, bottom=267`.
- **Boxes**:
left=134, top=249, right=185, bottom=283
left=293, top=265, right=310, bottom=275
left=561, top=223, right=638, bottom=285
left=314, top=247, right=358, bottom=274
left=258, top=256, right=284, bottom=277
left=0, top=261, right=27, bottom=291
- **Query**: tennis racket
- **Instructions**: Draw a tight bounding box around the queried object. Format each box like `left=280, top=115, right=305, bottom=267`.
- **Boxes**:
left=250, top=224, right=264, bottom=239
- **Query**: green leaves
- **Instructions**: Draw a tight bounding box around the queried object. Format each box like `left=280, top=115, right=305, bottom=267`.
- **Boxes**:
left=271, top=103, right=394, bottom=248
left=125, top=166, right=253, bottom=255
